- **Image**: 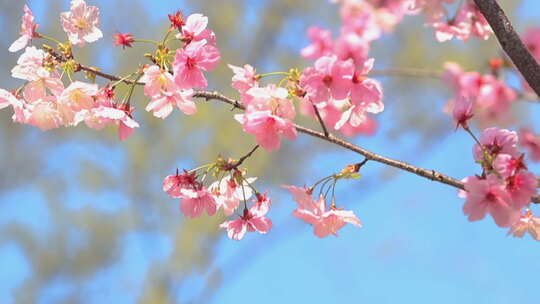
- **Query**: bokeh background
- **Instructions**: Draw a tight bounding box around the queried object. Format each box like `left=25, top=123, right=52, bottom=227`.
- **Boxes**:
left=1, top=1, right=539, bottom=303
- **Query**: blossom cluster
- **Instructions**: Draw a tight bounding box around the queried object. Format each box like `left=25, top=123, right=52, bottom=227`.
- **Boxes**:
left=0, top=1, right=220, bottom=140
left=443, top=61, right=517, bottom=128
left=459, top=128, right=540, bottom=240
left=331, top=0, right=492, bottom=43
left=162, top=159, right=364, bottom=240
left=294, top=1, right=387, bottom=137
left=162, top=162, right=272, bottom=241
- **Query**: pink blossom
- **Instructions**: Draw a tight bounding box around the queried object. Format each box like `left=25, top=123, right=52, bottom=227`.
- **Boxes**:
left=11, top=47, right=51, bottom=81
left=519, top=128, right=540, bottom=162
left=334, top=58, right=383, bottom=130
left=163, top=170, right=198, bottom=198
left=340, top=6, right=381, bottom=41
left=9, top=5, right=39, bottom=53
left=300, top=55, right=354, bottom=105
left=25, top=97, right=65, bottom=131
left=141, top=65, right=196, bottom=118
left=177, top=13, right=216, bottom=46
left=283, top=185, right=362, bottom=237
left=75, top=102, right=139, bottom=140
left=209, top=174, right=257, bottom=216
left=145, top=89, right=196, bottom=119
left=506, top=171, right=537, bottom=209
left=300, top=97, right=378, bottom=136
left=228, top=64, right=258, bottom=97
left=333, top=32, right=370, bottom=65
left=493, top=154, right=527, bottom=179
left=235, top=110, right=297, bottom=151
left=507, top=210, right=540, bottom=241
left=462, top=174, right=519, bottom=227
left=244, top=85, right=295, bottom=120
left=113, top=32, right=134, bottom=49
left=173, top=39, right=220, bottom=89
left=58, top=81, right=98, bottom=111
left=219, top=193, right=272, bottom=240
left=301, top=26, right=334, bottom=60
left=430, top=20, right=469, bottom=42
left=179, top=187, right=217, bottom=218
left=473, top=128, right=520, bottom=162
left=461, top=2, right=492, bottom=40
left=452, top=96, right=473, bottom=129
left=0, top=89, right=26, bottom=123
left=61, top=0, right=103, bottom=47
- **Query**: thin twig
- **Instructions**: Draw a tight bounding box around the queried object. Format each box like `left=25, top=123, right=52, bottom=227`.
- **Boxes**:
left=311, top=101, right=329, bottom=137
left=231, top=145, right=260, bottom=170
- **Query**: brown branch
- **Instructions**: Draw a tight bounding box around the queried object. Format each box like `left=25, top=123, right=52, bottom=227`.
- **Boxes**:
left=77, top=65, right=144, bottom=86
left=192, top=89, right=540, bottom=204
left=75, top=64, right=540, bottom=203
left=473, top=0, right=540, bottom=98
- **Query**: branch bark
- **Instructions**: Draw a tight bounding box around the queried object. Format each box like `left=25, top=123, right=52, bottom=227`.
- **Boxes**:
left=474, top=0, right=540, bottom=97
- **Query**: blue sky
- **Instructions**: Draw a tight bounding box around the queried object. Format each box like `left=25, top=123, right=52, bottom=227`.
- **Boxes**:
left=1, top=1, right=540, bottom=303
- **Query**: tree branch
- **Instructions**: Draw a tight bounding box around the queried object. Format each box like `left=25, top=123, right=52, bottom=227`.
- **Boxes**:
left=473, top=0, right=540, bottom=97
left=73, top=64, right=540, bottom=204
left=193, top=89, right=540, bottom=204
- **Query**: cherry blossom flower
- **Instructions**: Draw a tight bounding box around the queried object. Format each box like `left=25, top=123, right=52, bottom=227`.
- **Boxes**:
left=493, top=154, right=527, bottom=179
left=300, top=55, right=354, bottom=105
left=11, top=47, right=52, bottom=82
left=25, top=97, right=65, bottom=131
left=301, top=26, right=334, bottom=60
left=177, top=13, right=216, bottom=46
left=334, top=58, right=383, bottom=130
left=333, top=31, right=370, bottom=65
left=168, top=11, right=185, bottom=31
left=235, top=110, right=297, bottom=151
left=283, top=185, right=362, bottom=237
left=163, top=170, right=198, bottom=198
left=179, top=187, right=217, bottom=218
left=75, top=101, right=139, bottom=140
left=60, top=0, right=103, bottom=47
left=507, top=210, right=540, bottom=241
left=452, top=96, right=473, bottom=129
left=209, top=174, right=257, bottom=216
left=244, top=85, right=296, bottom=119
left=506, top=170, right=537, bottom=209
left=519, top=128, right=540, bottom=162
left=141, top=65, right=196, bottom=118
left=173, top=39, right=220, bottom=89
left=473, top=128, right=520, bottom=162
left=113, top=32, right=134, bottom=49
left=228, top=64, right=258, bottom=97
left=462, top=174, right=519, bottom=227
left=0, top=89, right=26, bottom=123
left=219, top=192, right=272, bottom=240
left=9, top=5, right=39, bottom=53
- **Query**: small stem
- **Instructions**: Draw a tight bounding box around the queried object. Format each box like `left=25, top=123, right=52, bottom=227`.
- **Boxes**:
left=231, top=145, right=260, bottom=170
left=256, top=71, right=290, bottom=79
left=134, top=39, right=160, bottom=45
left=463, top=126, right=482, bottom=147
left=38, top=34, right=63, bottom=45
left=189, top=163, right=214, bottom=174
left=311, top=100, right=329, bottom=137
